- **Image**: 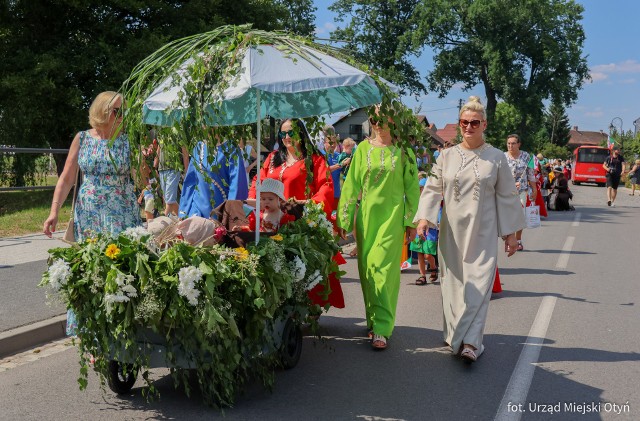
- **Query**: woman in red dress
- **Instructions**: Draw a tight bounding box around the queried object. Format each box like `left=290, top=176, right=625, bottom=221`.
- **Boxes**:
left=248, top=118, right=345, bottom=309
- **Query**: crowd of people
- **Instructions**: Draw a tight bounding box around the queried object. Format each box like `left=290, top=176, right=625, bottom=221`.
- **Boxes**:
left=42, top=90, right=636, bottom=363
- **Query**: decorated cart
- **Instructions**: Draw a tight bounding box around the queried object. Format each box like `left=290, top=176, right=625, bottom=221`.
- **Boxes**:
left=41, top=25, right=424, bottom=407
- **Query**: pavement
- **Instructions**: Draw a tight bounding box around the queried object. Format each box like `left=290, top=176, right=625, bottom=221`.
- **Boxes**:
left=0, top=230, right=355, bottom=358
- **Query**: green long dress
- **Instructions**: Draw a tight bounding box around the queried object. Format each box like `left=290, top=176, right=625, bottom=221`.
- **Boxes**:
left=338, top=140, right=420, bottom=337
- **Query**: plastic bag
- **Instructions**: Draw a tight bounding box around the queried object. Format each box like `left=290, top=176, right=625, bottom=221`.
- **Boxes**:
left=525, top=205, right=541, bottom=229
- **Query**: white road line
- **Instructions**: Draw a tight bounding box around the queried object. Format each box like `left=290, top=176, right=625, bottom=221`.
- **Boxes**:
left=571, top=212, right=581, bottom=227
left=555, top=236, right=575, bottom=269
left=494, top=296, right=558, bottom=421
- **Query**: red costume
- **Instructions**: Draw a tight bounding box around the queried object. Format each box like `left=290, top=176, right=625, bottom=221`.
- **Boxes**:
left=249, top=152, right=344, bottom=309
left=528, top=171, right=548, bottom=218
left=247, top=210, right=296, bottom=232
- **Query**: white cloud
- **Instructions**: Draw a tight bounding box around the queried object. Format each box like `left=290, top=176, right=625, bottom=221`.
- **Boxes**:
left=589, top=72, right=608, bottom=82
left=585, top=111, right=604, bottom=118
left=591, top=60, right=640, bottom=74
left=314, top=22, right=336, bottom=36
left=620, top=78, right=636, bottom=84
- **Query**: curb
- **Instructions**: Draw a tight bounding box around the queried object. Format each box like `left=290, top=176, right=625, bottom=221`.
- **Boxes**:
left=0, top=315, right=67, bottom=359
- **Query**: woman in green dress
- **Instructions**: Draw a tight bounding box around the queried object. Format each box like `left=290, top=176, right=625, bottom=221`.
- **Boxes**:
left=337, top=110, right=420, bottom=350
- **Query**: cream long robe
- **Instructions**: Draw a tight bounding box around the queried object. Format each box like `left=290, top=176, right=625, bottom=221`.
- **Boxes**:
left=414, top=144, right=525, bottom=356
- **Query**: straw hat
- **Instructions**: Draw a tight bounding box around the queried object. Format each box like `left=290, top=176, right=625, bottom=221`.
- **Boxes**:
left=260, top=178, right=286, bottom=201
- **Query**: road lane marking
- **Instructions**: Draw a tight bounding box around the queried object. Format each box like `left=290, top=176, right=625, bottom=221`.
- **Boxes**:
left=572, top=212, right=581, bottom=227
left=555, top=236, right=575, bottom=269
left=494, top=296, right=558, bottom=421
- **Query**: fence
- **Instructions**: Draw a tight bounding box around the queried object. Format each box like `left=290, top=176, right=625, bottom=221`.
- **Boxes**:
left=0, top=147, right=68, bottom=192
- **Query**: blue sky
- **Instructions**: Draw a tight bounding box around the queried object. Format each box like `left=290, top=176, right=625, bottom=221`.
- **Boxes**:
left=313, top=0, right=639, bottom=135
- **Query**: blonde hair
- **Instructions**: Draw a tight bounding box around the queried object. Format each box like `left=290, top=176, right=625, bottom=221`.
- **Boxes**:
left=89, top=91, right=122, bottom=128
left=342, top=137, right=356, bottom=148
left=459, top=96, right=486, bottom=120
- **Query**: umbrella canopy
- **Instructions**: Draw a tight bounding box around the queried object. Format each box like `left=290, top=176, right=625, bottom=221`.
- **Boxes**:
left=143, top=44, right=396, bottom=126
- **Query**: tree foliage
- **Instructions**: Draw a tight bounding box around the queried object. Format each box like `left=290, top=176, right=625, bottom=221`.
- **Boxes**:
left=406, top=0, right=589, bottom=144
left=0, top=0, right=313, bottom=185
left=278, top=0, right=317, bottom=37
left=542, top=101, right=572, bottom=147
left=329, top=0, right=425, bottom=95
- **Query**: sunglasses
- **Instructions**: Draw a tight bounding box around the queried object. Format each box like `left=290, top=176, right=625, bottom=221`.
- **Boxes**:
left=278, top=129, right=295, bottom=139
left=459, top=119, right=483, bottom=129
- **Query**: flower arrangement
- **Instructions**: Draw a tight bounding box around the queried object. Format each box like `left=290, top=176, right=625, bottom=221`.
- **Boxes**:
left=40, top=203, right=340, bottom=407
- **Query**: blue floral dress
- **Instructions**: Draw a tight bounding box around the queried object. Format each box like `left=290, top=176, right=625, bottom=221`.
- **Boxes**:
left=67, top=130, right=141, bottom=335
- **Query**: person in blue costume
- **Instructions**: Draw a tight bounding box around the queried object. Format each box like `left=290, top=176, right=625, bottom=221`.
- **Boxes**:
left=179, top=138, right=248, bottom=219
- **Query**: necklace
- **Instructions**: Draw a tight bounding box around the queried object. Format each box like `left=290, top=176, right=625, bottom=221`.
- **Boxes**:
left=452, top=143, right=490, bottom=202
left=199, top=142, right=227, bottom=201
left=269, top=154, right=302, bottom=182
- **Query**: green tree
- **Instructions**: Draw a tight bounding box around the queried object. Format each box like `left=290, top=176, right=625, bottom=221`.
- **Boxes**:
left=0, top=0, right=294, bottom=185
left=487, top=102, right=520, bottom=149
left=278, top=0, right=317, bottom=37
left=406, top=0, right=589, bottom=144
left=544, top=101, right=572, bottom=147
left=539, top=142, right=571, bottom=161
left=329, top=0, right=424, bottom=95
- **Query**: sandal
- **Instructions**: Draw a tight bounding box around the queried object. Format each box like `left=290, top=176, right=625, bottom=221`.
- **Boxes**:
left=427, top=267, right=439, bottom=283
left=348, top=248, right=358, bottom=257
left=460, top=347, right=477, bottom=363
left=516, top=241, right=524, bottom=251
left=415, top=275, right=427, bottom=285
left=372, top=334, right=387, bottom=350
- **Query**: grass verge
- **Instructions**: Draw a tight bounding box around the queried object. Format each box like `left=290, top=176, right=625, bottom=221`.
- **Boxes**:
left=0, top=190, right=72, bottom=237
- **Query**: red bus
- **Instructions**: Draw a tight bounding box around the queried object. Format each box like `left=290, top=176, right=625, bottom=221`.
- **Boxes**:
left=571, top=146, right=610, bottom=186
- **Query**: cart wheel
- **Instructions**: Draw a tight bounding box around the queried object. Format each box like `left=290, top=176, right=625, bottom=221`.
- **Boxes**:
left=280, top=318, right=302, bottom=369
left=107, top=360, right=138, bottom=394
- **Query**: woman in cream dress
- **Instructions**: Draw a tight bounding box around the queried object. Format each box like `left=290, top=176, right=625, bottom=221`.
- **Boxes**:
left=414, top=97, right=525, bottom=363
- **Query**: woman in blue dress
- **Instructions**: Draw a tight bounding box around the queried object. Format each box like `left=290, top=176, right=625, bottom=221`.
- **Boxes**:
left=179, top=139, right=248, bottom=219
left=43, top=91, right=142, bottom=334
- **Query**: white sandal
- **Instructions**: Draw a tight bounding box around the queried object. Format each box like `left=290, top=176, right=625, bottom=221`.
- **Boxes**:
left=371, top=334, right=387, bottom=350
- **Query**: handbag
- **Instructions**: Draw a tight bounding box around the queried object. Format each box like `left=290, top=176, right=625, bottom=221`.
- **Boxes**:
left=525, top=205, right=541, bottom=229
left=62, top=166, right=80, bottom=243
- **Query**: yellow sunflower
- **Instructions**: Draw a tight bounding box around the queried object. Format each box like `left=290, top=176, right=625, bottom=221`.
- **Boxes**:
left=271, top=234, right=283, bottom=242
left=105, top=244, right=121, bottom=259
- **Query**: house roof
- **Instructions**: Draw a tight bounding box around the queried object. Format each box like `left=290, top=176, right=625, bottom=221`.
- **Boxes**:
left=436, top=123, right=460, bottom=144
left=425, top=126, right=445, bottom=146
left=567, top=126, right=607, bottom=148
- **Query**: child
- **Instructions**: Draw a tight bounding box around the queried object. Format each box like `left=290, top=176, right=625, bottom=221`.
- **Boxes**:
left=235, top=178, right=295, bottom=233
left=338, top=137, right=356, bottom=183
left=410, top=176, right=440, bottom=285
left=137, top=178, right=156, bottom=224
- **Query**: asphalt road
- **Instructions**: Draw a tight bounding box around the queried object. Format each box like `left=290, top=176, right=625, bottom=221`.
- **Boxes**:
left=1, top=184, right=639, bottom=420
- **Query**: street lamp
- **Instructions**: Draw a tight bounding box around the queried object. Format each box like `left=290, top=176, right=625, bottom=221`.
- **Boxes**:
left=609, top=117, right=623, bottom=152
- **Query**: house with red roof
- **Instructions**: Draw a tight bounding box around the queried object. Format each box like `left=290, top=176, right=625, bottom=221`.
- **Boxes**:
left=567, top=126, right=607, bottom=150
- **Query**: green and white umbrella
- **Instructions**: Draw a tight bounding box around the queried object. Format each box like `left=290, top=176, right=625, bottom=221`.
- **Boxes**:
left=143, top=44, right=395, bottom=127
left=124, top=25, right=398, bottom=242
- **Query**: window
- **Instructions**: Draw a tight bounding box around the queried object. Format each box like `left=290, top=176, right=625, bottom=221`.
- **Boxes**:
left=577, top=148, right=609, bottom=164
left=349, top=124, right=363, bottom=141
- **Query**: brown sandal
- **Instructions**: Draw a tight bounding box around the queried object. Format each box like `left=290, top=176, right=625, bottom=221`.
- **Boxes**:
left=416, top=275, right=427, bottom=285
left=427, top=268, right=439, bottom=283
